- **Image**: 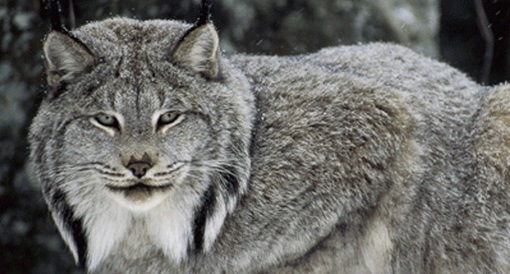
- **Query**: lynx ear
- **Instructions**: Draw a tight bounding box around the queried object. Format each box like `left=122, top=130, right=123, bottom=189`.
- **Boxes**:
left=172, top=23, right=220, bottom=79
left=43, top=31, right=95, bottom=87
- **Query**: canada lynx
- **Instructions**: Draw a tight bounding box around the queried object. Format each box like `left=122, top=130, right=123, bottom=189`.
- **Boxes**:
left=29, top=2, right=510, bottom=274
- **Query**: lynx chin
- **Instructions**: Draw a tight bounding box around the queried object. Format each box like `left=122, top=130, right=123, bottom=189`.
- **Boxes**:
left=30, top=4, right=509, bottom=274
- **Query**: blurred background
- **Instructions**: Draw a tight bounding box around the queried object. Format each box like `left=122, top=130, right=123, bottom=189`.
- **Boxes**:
left=1, top=0, right=509, bottom=273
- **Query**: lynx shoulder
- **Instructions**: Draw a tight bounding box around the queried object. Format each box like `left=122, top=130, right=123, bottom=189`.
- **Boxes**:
left=30, top=13, right=509, bottom=274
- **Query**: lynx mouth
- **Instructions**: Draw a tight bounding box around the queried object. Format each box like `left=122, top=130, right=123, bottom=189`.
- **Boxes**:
left=106, top=182, right=173, bottom=202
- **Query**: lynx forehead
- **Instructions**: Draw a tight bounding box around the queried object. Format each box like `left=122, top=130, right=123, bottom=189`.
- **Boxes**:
left=30, top=3, right=509, bottom=274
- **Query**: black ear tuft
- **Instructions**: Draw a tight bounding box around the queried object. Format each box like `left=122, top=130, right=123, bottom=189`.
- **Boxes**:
left=197, top=0, right=213, bottom=26
left=48, top=0, right=68, bottom=33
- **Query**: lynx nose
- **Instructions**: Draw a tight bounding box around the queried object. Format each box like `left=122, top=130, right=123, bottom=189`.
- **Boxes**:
left=125, top=153, right=153, bottom=178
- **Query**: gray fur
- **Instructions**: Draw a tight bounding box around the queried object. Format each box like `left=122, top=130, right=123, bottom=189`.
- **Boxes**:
left=29, top=17, right=509, bottom=273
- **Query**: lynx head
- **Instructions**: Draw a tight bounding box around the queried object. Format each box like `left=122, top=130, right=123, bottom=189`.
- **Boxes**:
left=29, top=12, right=254, bottom=271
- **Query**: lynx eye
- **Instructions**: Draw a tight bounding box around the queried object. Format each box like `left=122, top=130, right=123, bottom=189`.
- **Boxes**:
left=95, top=114, right=120, bottom=129
left=158, top=112, right=180, bottom=126
left=156, top=111, right=184, bottom=132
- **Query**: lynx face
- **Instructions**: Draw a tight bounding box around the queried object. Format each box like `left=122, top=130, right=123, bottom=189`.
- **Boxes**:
left=57, top=66, right=216, bottom=212
left=93, top=110, right=189, bottom=211
left=30, top=18, right=254, bottom=269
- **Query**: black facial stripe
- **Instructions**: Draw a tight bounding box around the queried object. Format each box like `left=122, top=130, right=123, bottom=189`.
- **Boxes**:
left=191, top=185, right=216, bottom=255
left=53, top=115, right=90, bottom=161
left=33, top=140, right=47, bottom=169
left=221, top=164, right=239, bottom=197
left=50, top=118, right=76, bottom=170
left=52, top=188, right=88, bottom=267
left=135, top=85, right=141, bottom=118
left=248, top=95, right=261, bottom=158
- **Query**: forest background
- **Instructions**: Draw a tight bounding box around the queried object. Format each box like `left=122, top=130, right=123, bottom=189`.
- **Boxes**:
left=1, top=0, right=509, bottom=273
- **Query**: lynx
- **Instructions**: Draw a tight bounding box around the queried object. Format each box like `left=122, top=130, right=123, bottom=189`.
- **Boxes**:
left=29, top=2, right=510, bottom=273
